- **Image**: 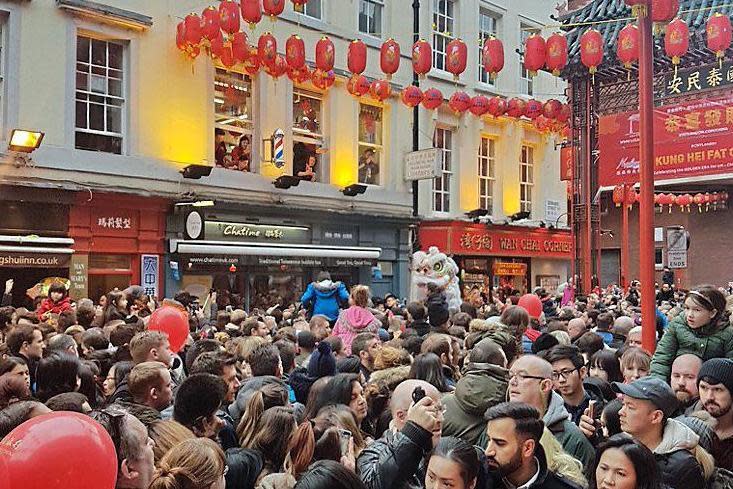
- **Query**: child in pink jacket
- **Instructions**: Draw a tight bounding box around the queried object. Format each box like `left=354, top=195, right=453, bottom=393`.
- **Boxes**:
left=332, top=285, right=381, bottom=355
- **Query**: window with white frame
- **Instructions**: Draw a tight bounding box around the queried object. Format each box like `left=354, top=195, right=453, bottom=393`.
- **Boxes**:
left=75, top=35, right=124, bottom=154
left=520, top=24, right=533, bottom=96
left=214, top=68, right=254, bottom=172
left=478, top=9, right=498, bottom=85
left=293, top=88, right=325, bottom=182
left=433, top=127, right=453, bottom=213
left=520, top=145, right=534, bottom=213
left=432, top=0, right=455, bottom=72
left=294, top=0, right=322, bottom=20
left=359, top=0, right=383, bottom=37
left=358, top=103, right=383, bottom=185
left=478, top=136, right=496, bottom=213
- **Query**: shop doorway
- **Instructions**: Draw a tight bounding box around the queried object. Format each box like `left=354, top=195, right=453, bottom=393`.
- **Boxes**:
left=0, top=267, right=69, bottom=309
left=601, top=249, right=621, bottom=287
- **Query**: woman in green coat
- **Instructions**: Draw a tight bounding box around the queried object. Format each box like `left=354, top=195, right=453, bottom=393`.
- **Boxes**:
left=651, top=285, right=733, bottom=380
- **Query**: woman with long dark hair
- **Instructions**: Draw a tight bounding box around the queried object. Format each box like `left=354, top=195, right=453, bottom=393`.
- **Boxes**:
left=591, top=433, right=663, bottom=489
left=408, top=353, right=450, bottom=393
left=589, top=349, right=623, bottom=383
left=311, top=374, right=368, bottom=425
left=426, top=437, right=479, bottom=489
left=35, top=353, right=81, bottom=403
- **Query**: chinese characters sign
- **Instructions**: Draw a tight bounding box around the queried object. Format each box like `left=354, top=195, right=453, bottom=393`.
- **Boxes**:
left=204, top=221, right=311, bottom=243
left=598, top=94, right=733, bottom=186
left=493, top=262, right=528, bottom=276
left=141, top=255, right=159, bottom=298
left=662, top=61, right=733, bottom=97
left=91, top=210, right=138, bottom=235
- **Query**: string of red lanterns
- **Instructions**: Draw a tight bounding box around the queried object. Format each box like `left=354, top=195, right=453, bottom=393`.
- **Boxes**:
left=613, top=186, right=730, bottom=213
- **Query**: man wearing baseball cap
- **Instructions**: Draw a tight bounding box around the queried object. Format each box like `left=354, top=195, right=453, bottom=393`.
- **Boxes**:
left=612, top=376, right=710, bottom=489
left=698, top=358, right=733, bottom=470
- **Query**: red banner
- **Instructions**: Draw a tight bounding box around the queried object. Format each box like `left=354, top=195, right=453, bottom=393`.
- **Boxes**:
left=599, top=94, right=733, bottom=186
left=560, top=146, right=573, bottom=181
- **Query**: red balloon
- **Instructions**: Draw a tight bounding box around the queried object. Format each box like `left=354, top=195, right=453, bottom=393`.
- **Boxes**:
left=1, top=412, right=117, bottom=489
left=518, top=294, right=543, bottom=319
left=147, top=306, right=189, bottom=353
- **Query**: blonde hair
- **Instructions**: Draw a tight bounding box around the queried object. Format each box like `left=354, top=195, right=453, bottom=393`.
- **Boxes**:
left=233, top=335, right=267, bottom=361
left=350, top=285, right=371, bottom=308
left=620, top=347, right=651, bottom=372
left=549, top=330, right=571, bottom=346
left=149, top=438, right=225, bottom=489
left=148, top=420, right=195, bottom=466
left=373, top=346, right=411, bottom=371
left=540, top=428, right=588, bottom=488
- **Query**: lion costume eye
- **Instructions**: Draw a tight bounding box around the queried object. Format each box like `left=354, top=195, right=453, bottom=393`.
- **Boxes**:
left=433, top=262, right=443, bottom=272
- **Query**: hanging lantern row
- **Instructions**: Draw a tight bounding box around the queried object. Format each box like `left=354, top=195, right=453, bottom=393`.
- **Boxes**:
left=521, top=32, right=569, bottom=78
left=614, top=186, right=730, bottom=213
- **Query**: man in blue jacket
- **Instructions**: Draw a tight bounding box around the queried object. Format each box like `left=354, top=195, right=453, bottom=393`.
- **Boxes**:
left=300, top=271, right=349, bottom=323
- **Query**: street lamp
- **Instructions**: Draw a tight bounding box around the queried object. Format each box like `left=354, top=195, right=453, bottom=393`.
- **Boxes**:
left=9, top=129, right=44, bottom=153
left=180, top=164, right=213, bottom=179
left=273, top=175, right=301, bottom=189
left=342, top=184, right=367, bottom=197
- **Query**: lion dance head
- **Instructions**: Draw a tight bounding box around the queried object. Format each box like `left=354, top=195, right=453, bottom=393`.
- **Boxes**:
left=410, top=246, right=462, bottom=314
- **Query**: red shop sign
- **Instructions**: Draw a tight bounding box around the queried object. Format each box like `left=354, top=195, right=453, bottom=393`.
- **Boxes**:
left=90, top=209, right=139, bottom=236
left=599, top=94, right=733, bottom=187
left=560, top=146, right=573, bottom=181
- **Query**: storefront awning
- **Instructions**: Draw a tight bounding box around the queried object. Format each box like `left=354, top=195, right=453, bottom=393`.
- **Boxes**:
left=0, top=236, right=76, bottom=268
left=171, top=240, right=382, bottom=260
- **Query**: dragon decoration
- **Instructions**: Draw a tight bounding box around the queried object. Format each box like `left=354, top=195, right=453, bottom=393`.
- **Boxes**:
left=410, top=246, right=462, bottom=314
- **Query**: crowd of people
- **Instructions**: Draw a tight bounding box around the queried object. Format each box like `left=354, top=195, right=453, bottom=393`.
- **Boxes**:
left=1, top=272, right=733, bottom=489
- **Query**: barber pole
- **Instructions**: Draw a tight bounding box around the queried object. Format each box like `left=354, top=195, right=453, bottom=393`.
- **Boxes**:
left=273, top=129, right=285, bottom=168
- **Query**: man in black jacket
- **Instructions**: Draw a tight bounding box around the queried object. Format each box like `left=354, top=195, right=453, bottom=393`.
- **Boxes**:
left=406, top=302, right=430, bottom=337
left=357, top=379, right=442, bottom=489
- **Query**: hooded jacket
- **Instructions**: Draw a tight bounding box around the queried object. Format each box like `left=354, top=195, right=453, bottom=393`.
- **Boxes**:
left=543, top=391, right=596, bottom=479
left=487, top=444, right=583, bottom=489
left=300, top=280, right=349, bottom=322
left=651, top=313, right=733, bottom=381
left=333, top=306, right=381, bottom=355
left=442, top=362, right=508, bottom=445
left=653, top=418, right=708, bottom=489
left=37, top=296, right=72, bottom=320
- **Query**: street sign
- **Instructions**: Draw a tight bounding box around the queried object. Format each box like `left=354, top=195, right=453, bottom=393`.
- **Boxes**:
left=666, top=227, right=688, bottom=269
left=404, top=148, right=440, bottom=181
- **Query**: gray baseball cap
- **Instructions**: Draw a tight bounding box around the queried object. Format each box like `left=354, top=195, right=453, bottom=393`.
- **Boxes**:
left=612, top=376, right=679, bottom=417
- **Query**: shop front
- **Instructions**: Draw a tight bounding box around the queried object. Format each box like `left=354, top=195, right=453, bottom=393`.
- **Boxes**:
left=419, top=221, right=572, bottom=299
left=68, top=193, right=168, bottom=301
left=166, top=207, right=409, bottom=310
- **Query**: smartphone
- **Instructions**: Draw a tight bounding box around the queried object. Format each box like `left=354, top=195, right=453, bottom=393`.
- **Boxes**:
left=338, top=428, right=352, bottom=456
left=412, top=386, right=426, bottom=404
left=587, top=400, right=596, bottom=420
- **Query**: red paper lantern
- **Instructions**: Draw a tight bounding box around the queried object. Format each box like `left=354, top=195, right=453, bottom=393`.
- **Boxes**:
left=348, top=40, right=367, bottom=75
left=401, top=86, right=424, bottom=108
left=291, top=0, right=308, bottom=5
left=201, top=7, right=221, bottom=43
left=347, top=74, right=371, bottom=97
left=312, top=69, right=335, bottom=90
left=545, top=33, right=568, bottom=76
left=482, top=36, right=504, bottom=80
left=506, top=98, right=527, bottom=118
left=580, top=29, right=604, bottom=75
left=244, top=47, right=260, bottom=75
left=183, top=14, right=203, bottom=47
left=693, top=192, right=705, bottom=212
left=231, top=32, right=249, bottom=63
left=707, top=13, right=732, bottom=62
left=704, top=192, right=712, bottom=211
left=524, top=99, right=543, bottom=120
left=654, top=193, right=662, bottom=205
left=652, top=0, right=679, bottom=25
left=265, top=54, right=288, bottom=78
left=445, top=38, right=468, bottom=80
left=613, top=185, right=625, bottom=207
left=448, top=91, right=471, bottom=114
left=412, top=39, right=432, bottom=78
left=543, top=99, right=562, bottom=120
left=288, top=66, right=311, bottom=84
left=286, top=35, right=305, bottom=70
left=316, top=36, right=335, bottom=72
left=422, top=88, right=443, bottom=110
left=241, top=0, right=262, bottom=29
left=219, top=1, right=240, bottom=36
left=625, top=186, right=638, bottom=207
left=469, top=96, right=490, bottom=117
left=258, top=33, right=278, bottom=68
left=557, top=104, right=571, bottom=123
left=210, top=32, right=225, bottom=59
left=487, top=97, right=507, bottom=117
left=176, top=22, right=187, bottom=51
left=523, top=33, right=546, bottom=77
left=617, top=24, right=640, bottom=69
left=369, top=79, right=391, bottom=102
left=677, top=193, right=692, bottom=212
left=263, top=0, right=286, bottom=19
left=533, top=115, right=550, bottom=133
left=665, top=18, right=689, bottom=67
left=380, top=38, right=401, bottom=79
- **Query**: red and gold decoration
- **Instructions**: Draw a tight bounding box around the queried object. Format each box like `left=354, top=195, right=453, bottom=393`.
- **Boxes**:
left=523, top=33, right=546, bottom=77
left=651, top=0, right=679, bottom=28
left=557, top=103, right=571, bottom=123
left=244, top=47, right=260, bottom=75
left=482, top=36, right=504, bottom=80
left=624, top=0, right=647, bottom=18
left=617, top=24, right=640, bottom=70
left=469, top=95, right=490, bottom=117
left=241, top=0, right=262, bottom=30
left=348, top=40, right=367, bottom=75
left=524, top=99, right=543, bottom=120
left=422, top=88, right=443, bottom=110
left=412, top=39, right=432, bottom=78
left=347, top=74, right=371, bottom=97
left=543, top=99, right=562, bottom=120
left=263, top=0, right=286, bottom=20
left=312, top=69, right=335, bottom=90
left=380, top=38, right=401, bottom=79
left=446, top=38, right=468, bottom=80
left=580, top=29, right=604, bottom=76
left=612, top=185, right=625, bottom=207
left=218, top=1, right=240, bottom=36
left=369, top=79, right=391, bottom=102
left=706, top=13, right=732, bottom=65
left=288, top=66, right=311, bottom=83
left=258, top=33, right=278, bottom=68
left=506, top=98, right=527, bottom=118
left=665, top=18, right=689, bottom=72
left=401, top=86, right=424, bottom=108
left=231, top=32, right=248, bottom=63
left=487, top=96, right=507, bottom=118
left=624, top=186, right=638, bottom=208
left=315, top=36, right=335, bottom=72
left=201, top=7, right=221, bottom=43
left=545, top=33, right=568, bottom=76
left=448, top=91, right=471, bottom=114
left=265, top=54, right=288, bottom=78
left=285, top=35, right=306, bottom=71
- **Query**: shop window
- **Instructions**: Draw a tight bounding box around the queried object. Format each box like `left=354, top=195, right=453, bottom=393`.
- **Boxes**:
left=359, top=0, right=383, bottom=37
left=293, top=88, right=325, bottom=182
left=520, top=24, right=533, bottom=96
left=294, top=0, right=322, bottom=19
left=214, top=68, right=254, bottom=173
left=520, top=144, right=534, bottom=214
left=75, top=35, right=125, bottom=154
left=478, top=136, right=495, bottom=214
left=432, top=0, right=455, bottom=72
left=433, top=127, right=453, bottom=213
left=358, top=103, right=384, bottom=186
left=478, top=9, right=498, bottom=85
left=88, top=253, right=132, bottom=301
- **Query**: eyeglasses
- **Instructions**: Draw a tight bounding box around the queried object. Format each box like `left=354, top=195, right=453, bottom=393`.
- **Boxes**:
left=552, top=368, right=579, bottom=381
left=509, top=372, right=548, bottom=382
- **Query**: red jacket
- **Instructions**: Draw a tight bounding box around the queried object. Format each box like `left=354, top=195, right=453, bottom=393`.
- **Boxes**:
left=37, top=296, right=72, bottom=320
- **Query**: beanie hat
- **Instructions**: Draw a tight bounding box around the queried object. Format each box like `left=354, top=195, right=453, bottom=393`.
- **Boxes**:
left=377, top=328, right=391, bottom=342
left=427, top=293, right=449, bottom=328
left=308, top=341, right=336, bottom=378
left=698, top=358, right=733, bottom=394
left=531, top=333, right=559, bottom=355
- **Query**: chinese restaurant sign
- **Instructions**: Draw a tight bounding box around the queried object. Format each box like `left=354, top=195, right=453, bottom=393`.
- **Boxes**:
left=493, top=262, right=528, bottom=276
left=204, top=221, right=311, bottom=243
left=598, top=94, right=733, bottom=186
left=661, top=61, right=733, bottom=97
left=91, top=209, right=138, bottom=235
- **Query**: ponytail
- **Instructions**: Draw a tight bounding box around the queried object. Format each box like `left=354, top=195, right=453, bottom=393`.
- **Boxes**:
left=286, top=421, right=316, bottom=478
left=237, top=390, right=264, bottom=447
left=149, top=465, right=195, bottom=489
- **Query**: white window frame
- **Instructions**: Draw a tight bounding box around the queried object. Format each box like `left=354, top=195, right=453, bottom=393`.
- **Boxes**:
left=214, top=67, right=254, bottom=171
left=520, top=144, right=534, bottom=214
left=75, top=34, right=125, bottom=154
left=358, top=0, right=383, bottom=38
left=294, top=0, right=322, bottom=20
left=358, top=102, right=384, bottom=186
left=433, top=127, right=453, bottom=213
left=478, top=136, right=496, bottom=213
left=432, top=0, right=455, bottom=72
left=520, top=23, right=533, bottom=96
left=292, top=87, right=326, bottom=182
left=478, top=8, right=498, bottom=86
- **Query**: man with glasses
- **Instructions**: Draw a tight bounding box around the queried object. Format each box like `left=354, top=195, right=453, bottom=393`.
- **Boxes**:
left=544, top=345, right=599, bottom=426
left=90, top=407, right=156, bottom=489
left=505, top=355, right=595, bottom=478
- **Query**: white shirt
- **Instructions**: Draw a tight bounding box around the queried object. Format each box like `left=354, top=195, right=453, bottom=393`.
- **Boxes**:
left=503, top=457, right=541, bottom=489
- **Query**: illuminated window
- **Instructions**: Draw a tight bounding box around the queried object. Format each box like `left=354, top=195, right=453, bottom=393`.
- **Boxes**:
left=432, top=0, right=455, bottom=72
left=520, top=145, right=534, bottom=213
left=478, top=9, right=498, bottom=85
left=358, top=103, right=383, bottom=186
left=433, top=127, right=453, bottom=213
left=478, top=137, right=496, bottom=213
left=214, top=68, right=254, bottom=173
left=292, top=88, right=324, bottom=182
